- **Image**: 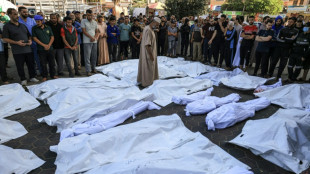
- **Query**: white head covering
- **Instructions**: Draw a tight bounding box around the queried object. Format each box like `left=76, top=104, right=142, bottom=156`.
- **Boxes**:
left=153, top=17, right=161, bottom=23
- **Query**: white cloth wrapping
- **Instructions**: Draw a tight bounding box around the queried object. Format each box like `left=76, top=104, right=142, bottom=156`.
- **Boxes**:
left=195, top=68, right=244, bottom=86
left=206, top=97, right=270, bottom=131
left=0, top=83, right=40, bottom=118
left=0, top=119, right=27, bottom=144
left=27, top=74, right=134, bottom=101
left=224, top=166, right=254, bottom=174
left=172, top=87, right=214, bottom=105
left=254, top=84, right=310, bottom=110
left=185, top=93, right=241, bottom=116
left=60, top=101, right=161, bottom=141
left=38, top=87, right=154, bottom=132
left=232, top=31, right=243, bottom=67
left=0, top=145, right=45, bottom=174
left=254, top=78, right=282, bottom=93
left=51, top=114, right=251, bottom=174
left=229, top=109, right=310, bottom=174
left=173, top=62, right=223, bottom=77
left=221, top=73, right=274, bottom=90
left=142, top=77, right=213, bottom=106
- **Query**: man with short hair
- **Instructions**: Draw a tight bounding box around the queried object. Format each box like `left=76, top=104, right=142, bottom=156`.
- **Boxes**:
left=107, top=16, right=120, bottom=62
left=18, top=6, right=42, bottom=75
left=74, top=11, right=81, bottom=23
left=119, top=16, right=131, bottom=60
left=2, top=8, right=39, bottom=85
left=32, top=15, right=57, bottom=82
left=213, top=14, right=228, bottom=67
left=191, top=20, right=203, bottom=61
left=61, top=17, right=81, bottom=78
left=81, top=9, right=99, bottom=76
left=131, top=19, right=142, bottom=59
left=239, top=16, right=257, bottom=71
left=158, top=16, right=167, bottom=56
left=69, top=13, right=83, bottom=69
left=202, top=18, right=216, bottom=64
left=46, top=13, right=65, bottom=76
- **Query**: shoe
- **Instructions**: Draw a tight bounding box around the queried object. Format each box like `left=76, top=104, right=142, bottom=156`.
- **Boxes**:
left=69, top=72, right=74, bottom=78
left=86, top=72, right=91, bottom=76
left=52, top=76, right=59, bottom=79
left=58, top=72, right=64, bottom=76
left=21, top=80, right=27, bottom=86
left=91, top=70, right=97, bottom=74
left=75, top=71, right=82, bottom=76
left=42, top=78, right=47, bottom=82
left=252, top=73, right=257, bottom=76
left=30, top=78, right=39, bottom=83
left=3, top=81, right=9, bottom=84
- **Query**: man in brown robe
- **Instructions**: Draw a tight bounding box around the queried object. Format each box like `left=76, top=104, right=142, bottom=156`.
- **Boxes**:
left=137, top=17, right=160, bottom=87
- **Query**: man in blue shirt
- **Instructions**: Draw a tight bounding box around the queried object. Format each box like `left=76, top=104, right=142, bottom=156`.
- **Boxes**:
left=119, top=16, right=131, bottom=60
left=107, top=16, right=120, bottom=62
left=69, top=13, right=82, bottom=69
left=18, top=6, right=42, bottom=75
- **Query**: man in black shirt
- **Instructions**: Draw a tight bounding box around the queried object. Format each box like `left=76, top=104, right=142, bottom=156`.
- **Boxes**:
left=212, top=15, right=227, bottom=67
left=131, top=19, right=142, bottom=59
left=180, top=18, right=190, bottom=57
left=157, top=16, right=167, bottom=56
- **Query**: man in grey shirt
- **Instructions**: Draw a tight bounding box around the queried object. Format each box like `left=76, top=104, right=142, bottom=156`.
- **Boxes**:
left=2, top=8, right=39, bottom=85
left=81, top=9, right=98, bottom=76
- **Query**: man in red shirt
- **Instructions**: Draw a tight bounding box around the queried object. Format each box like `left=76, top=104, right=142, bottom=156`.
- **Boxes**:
left=239, top=16, right=258, bottom=71
left=60, top=16, right=81, bottom=77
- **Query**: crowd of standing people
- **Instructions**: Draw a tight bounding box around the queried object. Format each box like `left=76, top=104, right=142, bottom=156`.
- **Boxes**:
left=0, top=7, right=310, bottom=86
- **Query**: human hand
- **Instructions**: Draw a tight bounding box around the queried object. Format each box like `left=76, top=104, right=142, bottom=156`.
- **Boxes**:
left=16, top=40, right=26, bottom=46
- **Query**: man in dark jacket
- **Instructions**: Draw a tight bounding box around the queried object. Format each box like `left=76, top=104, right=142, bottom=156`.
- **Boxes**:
left=180, top=18, right=190, bottom=57
left=268, top=17, right=299, bottom=80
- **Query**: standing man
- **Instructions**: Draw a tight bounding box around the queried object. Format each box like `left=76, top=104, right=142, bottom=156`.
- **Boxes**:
left=119, top=16, right=131, bottom=60
left=61, top=17, right=81, bottom=77
left=137, top=17, right=160, bottom=87
left=107, top=16, right=120, bottom=63
left=213, top=15, right=228, bottom=67
left=2, top=8, right=39, bottom=85
left=81, top=9, right=99, bottom=76
left=191, top=20, right=203, bottom=61
left=239, top=16, right=257, bottom=71
left=268, top=17, right=299, bottom=80
left=32, top=15, right=57, bottom=82
left=18, top=6, right=42, bottom=75
left=74, top=11, right=81, bottom=23
left=0, top=25, right=9, bottom=84
left=157, top=16, right=167, bottom=56
left=46, top=13, right=65, bottom=76
left=180, top=18, right=190, bottom=58
left=202, top=18, right=216, bottom=64
left=69, top=13, right=83, bottom=69
left=131, top=19, right=142, bottom=59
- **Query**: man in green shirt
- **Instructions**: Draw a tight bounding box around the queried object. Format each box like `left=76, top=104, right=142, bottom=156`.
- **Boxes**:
left=0, top=12, right=10, bottom=24
left=119, top=16, right=131, bottom=60
left=32, top=15, right=58, bottom=81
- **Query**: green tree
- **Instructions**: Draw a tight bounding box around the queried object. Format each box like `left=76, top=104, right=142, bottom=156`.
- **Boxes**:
left=132, top=0, right=148, bottom=8
left=222, top=0, right=283, bottom=15
left=164, top=0, right=208, bottom=19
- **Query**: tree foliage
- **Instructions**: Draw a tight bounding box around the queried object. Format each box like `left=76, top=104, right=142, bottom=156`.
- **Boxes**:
left=222, top=0, right=283, bottom=15
left=132, top=0, right=148, bottom=8
left=164, top=0, right=208, bottom=19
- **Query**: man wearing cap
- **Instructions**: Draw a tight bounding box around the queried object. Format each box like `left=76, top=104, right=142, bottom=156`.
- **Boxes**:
left=137, top=17, right=160, bottom=87
left=2, top=8, right=39, bottom=86
left=81, top=9, right=99, bottom=76
left=32, top=15, right=58, bottom=82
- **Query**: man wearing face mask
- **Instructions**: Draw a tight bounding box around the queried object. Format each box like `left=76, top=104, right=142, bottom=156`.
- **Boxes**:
left=286, top=22, right=310, bottom=82
left=268, top=17, right=299, bottom=80
left=295, top=20, right=304, bottom=34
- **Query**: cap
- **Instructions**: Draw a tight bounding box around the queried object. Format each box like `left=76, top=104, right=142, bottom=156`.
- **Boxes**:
left=153, top=17, right=161, bottom=23
left=74, top=11, right=80, bottom=14
left=34, top=15, right=44, bottom=21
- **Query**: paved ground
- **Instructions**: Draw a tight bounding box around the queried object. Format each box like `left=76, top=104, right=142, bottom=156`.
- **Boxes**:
left=2, top=49, right=310, bottom=174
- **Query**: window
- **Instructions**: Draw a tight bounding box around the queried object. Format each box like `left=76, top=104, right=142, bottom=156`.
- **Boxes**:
left=299, top=0, right=304, bottom=5
left=293, top=0, right=298, bottom=6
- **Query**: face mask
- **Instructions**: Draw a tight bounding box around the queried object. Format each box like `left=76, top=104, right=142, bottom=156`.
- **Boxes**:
left=303, top=27, right=309, bottom=32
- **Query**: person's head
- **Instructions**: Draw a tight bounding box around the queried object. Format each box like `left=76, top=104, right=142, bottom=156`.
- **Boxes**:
left=263, top=16, right=270, bottom=24
left=151, top=17, right=161, bottom=29
left=288, top=17, right=297, bottom=27
left=0, top=12, right=5, bottom=16
left=214, top=18, right=218, bottom=24
left=296, top=20, right=303, bottom=28
left=34, top=15, right=44, bottom=27
left=69, top=13, right=75, bottom=21
left=227, top=21, right=234, bottom=30
left=125, top=16, right=129, bottom=24
left=303, top=22, right=310, bottom=33
left=209, top=18, right=215, bottom=25
left=109, top=16, right=116, bottom=25
left=119, top=17, right=124, bottom=24
left=82, top=14, right=87, bottom=19
left=66, top=11, right=71, bottom=16
left=50, top=13, right=58, bottom=24
left=161, top=16, right=165, bottom=22
left=266, top=19, right=273, bottom=30
left=63, top=16, right=73, bottom=27
left=37, top=11, right=44, bottom=17
left=86, top=9, right=93, bottom=21
left=120, top=12, right=124, bottom=17
left=171, top=15, right=175, bottom=20
left=171, top=21, right=176, bottom=27
left=194, top=19, right=198, bottom=24
left=220, top=14, right=226, bottom=22
left=275, top=18, right=283, bottom=26
left=298, top=15, right=304, bottom=21
left=143, top=17, right=148, bottom=23
left=248, top=16, right=255, bottom=25
left=185, top=18, right=189, bottom=25
left=74, top=11, right=81, bottom=20
left=7, top=8, right=19, bottom=22
left=97, top=15, right=104, bottom=23
left=18, top=6, right=28, bottom=19
left=134, top=18, right=139, bottom=26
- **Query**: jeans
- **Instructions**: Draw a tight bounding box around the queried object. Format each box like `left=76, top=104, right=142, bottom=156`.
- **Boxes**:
left=83, top=43, right=98, bottom=73
left=168, top=40, right=176, bottom=56
left=37, top=50, right=56, bottom=78
left=64, top=48, right=79, bottom=73
left=120, top=41, right=129, bottom=58
left=31, top=42, right=42, bottom=74
left=254, top=51, right=269, bottom=76
left=53, top=48, right=64, bottom=74
left=13, top=52, right=36, bottom=81
left=269, top=47, right=290, bottom=78
left=0, top=53, right=8, bottom=82
left=108, top=43, right=118, bottom=62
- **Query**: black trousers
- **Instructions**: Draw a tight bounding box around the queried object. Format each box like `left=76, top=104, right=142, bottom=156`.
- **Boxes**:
left=158, top=37, right=166, bottom=56
left=268, top=47, right=290, bottom=78
left=212, top=38, right=225, bottom=65
left=80, top=43, right=85, bottom=66
left=254, top=51, right=269, bottom=76
left=131, top=39, right=140, bottom=59
left=181, top=34, right=189, bottom=56
left=224, top=44, right=234, bottom=68
left=3, top=43, right=8, bottom=65
left=240, top=42, right=254, bottom=67
left=0, top=53, right=8, bottom=82
left=120, top=41, right=129, bottom=58
left=288, top=53, right=303, bottom=80
left=37, top=50, right=56, bottom=78
left=108, top=43, right=118, bottom=62
left=13, top=52, right=36, bottom=81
